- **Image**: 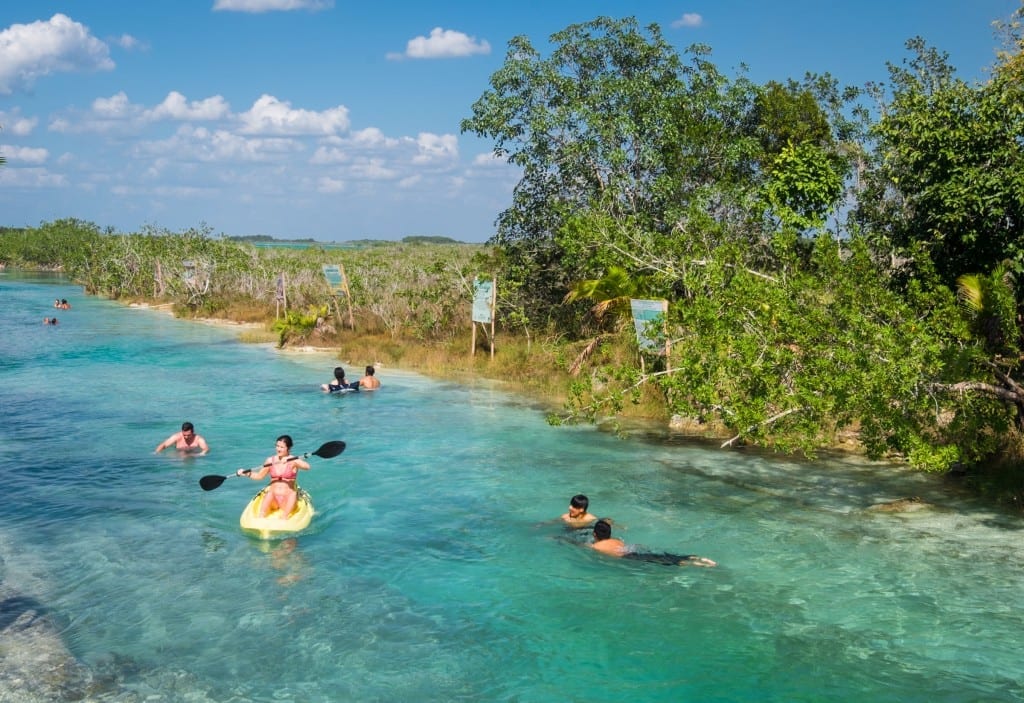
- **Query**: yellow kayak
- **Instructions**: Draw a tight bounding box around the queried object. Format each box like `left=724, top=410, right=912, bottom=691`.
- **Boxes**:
left=239, top=486, right=314, bottom=539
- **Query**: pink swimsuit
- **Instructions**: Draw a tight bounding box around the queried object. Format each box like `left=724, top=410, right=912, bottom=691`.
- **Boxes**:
left=268, top=457, right=298, bottom=482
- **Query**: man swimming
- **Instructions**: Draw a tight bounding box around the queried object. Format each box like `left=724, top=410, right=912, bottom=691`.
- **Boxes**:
left=590, top=519, right=717, bottom=567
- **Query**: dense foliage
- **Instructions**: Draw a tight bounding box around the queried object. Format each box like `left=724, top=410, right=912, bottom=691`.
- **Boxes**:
left=462, top=10, right=1024, bottom=477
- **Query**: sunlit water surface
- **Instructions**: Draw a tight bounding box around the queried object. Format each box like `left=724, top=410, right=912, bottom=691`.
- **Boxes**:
left=1, top=271, right=1022, bottom=702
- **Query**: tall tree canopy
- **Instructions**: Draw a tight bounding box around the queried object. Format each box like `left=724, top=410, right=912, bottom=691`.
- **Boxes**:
left=461, top=17, right=761, bottom=330
left=855, top=35, right=1024, bottom=291
left=463, top=17, right=859, bottom=334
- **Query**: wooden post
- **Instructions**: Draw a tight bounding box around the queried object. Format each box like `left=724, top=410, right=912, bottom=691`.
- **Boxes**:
left=488, top=277, right=496, bottom=360
left=275, top=272, right=286, bottom=319
left=339, top=264, right=355, bottom=330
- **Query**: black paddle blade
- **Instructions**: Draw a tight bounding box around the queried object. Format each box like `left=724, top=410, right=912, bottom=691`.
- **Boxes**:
left=199, top=474, right=228, bottom=491
left=312, top=440, right=346, bottom=459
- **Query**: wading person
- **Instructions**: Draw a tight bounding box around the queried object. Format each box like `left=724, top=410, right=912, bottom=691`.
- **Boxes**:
left=155, top=421, right=209, bottom=455
left=358, top=365, right=381, bottom=390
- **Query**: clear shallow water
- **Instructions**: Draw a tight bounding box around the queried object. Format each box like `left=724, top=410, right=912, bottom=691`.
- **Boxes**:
left=1, top=271, right=1023, bottom=703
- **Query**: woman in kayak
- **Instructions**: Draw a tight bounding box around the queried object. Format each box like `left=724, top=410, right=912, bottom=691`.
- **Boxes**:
left=237, top=435, right=310, bottom=520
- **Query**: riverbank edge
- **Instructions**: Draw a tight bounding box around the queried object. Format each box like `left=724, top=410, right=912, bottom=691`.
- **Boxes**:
left=121, top=299, right=1023, bottom=511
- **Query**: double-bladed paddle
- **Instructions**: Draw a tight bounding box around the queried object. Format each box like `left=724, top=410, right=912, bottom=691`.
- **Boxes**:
left=198, top=440, right=346, bottom=491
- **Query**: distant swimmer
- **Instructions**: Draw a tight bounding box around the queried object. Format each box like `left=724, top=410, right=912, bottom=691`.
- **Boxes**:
left=590, top=519, right=716, bottom=567
left=358, top=365, right=381, bottom=390
left=322, top=366, right=359, bottom=392
left=155, top=421, right=210, bottom=455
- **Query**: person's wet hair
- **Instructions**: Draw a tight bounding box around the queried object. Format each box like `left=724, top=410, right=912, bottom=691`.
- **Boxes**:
left=181, top=421, right=195, bottom=432
left=593, top=519, right=612, bottom=540
left=277, top=434, right=294, bottom=449
left=570, top=494, right=589, bottom=510
left=333, top=367, right=346, bottom=381
left=364, top=365, right=375, bottom=376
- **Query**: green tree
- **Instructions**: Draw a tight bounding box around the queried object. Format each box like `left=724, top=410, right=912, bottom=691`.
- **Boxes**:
left=855, top=35, right=1024, bottom=290
left=462, top=17, right=761, bottom=331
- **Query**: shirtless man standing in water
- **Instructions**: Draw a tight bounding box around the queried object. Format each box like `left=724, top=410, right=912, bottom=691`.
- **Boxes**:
left=155, top=422, right=210, bottom=455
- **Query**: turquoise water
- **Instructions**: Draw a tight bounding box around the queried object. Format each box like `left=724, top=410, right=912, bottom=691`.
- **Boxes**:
left=2, top=271, right=1023, bottom=703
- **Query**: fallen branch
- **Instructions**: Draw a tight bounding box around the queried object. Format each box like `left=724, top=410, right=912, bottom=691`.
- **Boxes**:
left=928, top=381, right=1022, bottom=403
left=721, top=406, right=806, bottom=448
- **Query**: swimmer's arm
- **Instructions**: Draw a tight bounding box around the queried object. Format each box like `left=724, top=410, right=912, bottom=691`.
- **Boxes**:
left=154, top=433, right=179, bottom=453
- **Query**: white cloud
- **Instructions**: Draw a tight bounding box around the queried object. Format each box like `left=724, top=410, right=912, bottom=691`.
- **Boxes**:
left=390, top=27, right=490, bottom=60
left=412, top=132, right=458, bottom=164
left=48, top=90, right=245, bottom=133
left=0, top=13, right=114, bottom=95
left=316, top=176, right=345, bottom=193
left=310, top=145, right=349, bottom=165
left=145, top=91, right=231, bottom=121
left=136, top=124, right=305, bottom=162
left=0, top=144, right=49, bottom=164
left=0, top=110, right=38, bottom=136
left=309, top=128, right=401, bottom=164
left=671, top=13, right=704, bottom=28
left=112, top=34, right=146, bottom=51
left=0, top=166, right=66, bottom=187
left=238, top=94, right=350, bottom=135
left=93, top=91, right=136, bottom=118
left=212, top=0, right=334, bottom=12
left=350, top=127, right=398, bottom=148
left=350, top=158, right=396, bottom=180
left=472, top=151, right=507, bottom=167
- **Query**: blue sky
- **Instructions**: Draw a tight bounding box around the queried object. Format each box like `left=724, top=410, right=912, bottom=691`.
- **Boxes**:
left=0, top=0, right=1018, bottom=243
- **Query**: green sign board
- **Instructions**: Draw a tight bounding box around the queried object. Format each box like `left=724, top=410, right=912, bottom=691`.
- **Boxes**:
left=322, top=264, right=347, bottom=296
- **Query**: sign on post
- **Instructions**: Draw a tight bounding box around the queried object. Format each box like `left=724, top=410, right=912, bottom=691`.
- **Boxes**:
left=472, top=278, right=494, bottom=323
left=321, top=265, right=347, bottom=296
left=630, top=299, right=670, bottom=371
left=471, top=276, right=496, bottom=358
left=322, top=264, right=355, bottom=329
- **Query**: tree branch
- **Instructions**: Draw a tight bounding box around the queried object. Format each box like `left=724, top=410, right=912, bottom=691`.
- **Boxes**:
left=721, top=406, right=806, bottom=448
left=928, top=381, right=1023, bottom=403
